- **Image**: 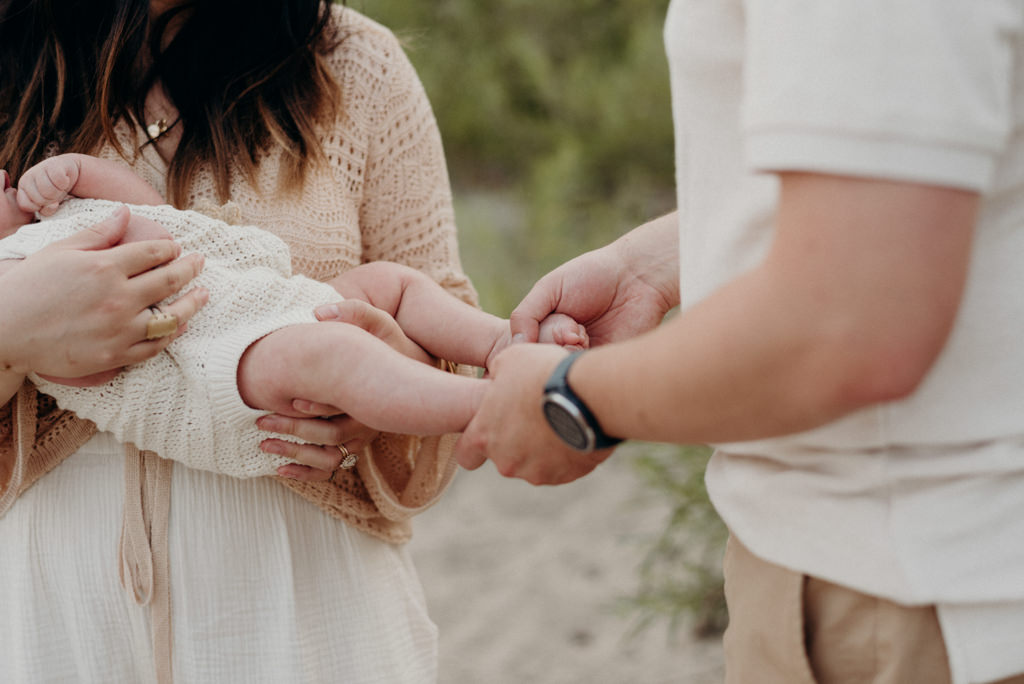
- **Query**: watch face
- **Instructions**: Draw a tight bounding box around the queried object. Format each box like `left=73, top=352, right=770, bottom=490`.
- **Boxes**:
left=542, top=396, right=593, bottom=451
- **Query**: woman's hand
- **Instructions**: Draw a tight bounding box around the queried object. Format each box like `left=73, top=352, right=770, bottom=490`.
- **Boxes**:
left=0, top=206, right=207, bottom=382
left=260, top=412, right=378, bottom=482
left=261, top=299, right=430, bottom=483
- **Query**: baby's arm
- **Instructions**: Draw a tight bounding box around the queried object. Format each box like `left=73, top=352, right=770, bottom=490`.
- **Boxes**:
left=17, top=153, right=163, bottom=216
left=330, top=261, right=587, bottom=371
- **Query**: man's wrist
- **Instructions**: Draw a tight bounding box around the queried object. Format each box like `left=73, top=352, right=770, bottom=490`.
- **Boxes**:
left=542, top=351, right=623, bottom=452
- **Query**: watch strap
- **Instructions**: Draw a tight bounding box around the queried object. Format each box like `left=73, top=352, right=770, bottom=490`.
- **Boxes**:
left=544, top=351, right=623, bottom=450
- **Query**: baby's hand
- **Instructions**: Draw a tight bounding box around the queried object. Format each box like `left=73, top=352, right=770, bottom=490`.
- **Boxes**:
left=17, top=155, right=81, bottom=217
left=537, top=313, right=589, bottom=351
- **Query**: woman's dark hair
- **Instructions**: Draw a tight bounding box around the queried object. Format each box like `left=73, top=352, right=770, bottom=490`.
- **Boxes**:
left=0, top=0, right=343, bottom=205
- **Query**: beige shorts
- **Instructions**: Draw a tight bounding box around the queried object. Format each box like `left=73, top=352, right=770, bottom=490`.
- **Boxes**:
left=721, top=535, right=1024, bottom=684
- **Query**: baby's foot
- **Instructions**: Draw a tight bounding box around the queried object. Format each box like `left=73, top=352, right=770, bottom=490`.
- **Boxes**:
left=483, top=314, right=590, bottom=374
left=538, top=313, right=589, bottom=351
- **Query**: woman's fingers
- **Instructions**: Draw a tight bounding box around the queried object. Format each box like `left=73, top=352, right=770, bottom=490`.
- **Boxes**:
left=258, top=413, right=375, bottom=451
left=291, top=399, right=344, bottom=416
left=259, top=412, right=376, bottom=482
left=315, top=300, right=431, bottom=363
left=110, top=238, right=185, bottom=277
left=35, top=368, right=124, bottom=387
left=263, top=440, right=349, bottom=473
left=130, top=251, right=205, bottom=301
left=157, top=285, right=209, bottom=330
left=117, top=286, right=210, bottom=365
left=275, top=463, right=334, bottom=483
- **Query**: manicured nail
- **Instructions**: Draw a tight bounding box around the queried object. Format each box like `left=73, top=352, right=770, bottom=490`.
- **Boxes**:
left=261, top=441, right=285, bottom=456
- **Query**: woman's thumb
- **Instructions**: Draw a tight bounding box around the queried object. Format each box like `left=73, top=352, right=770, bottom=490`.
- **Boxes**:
left=58, top=205, right=131, bottom=250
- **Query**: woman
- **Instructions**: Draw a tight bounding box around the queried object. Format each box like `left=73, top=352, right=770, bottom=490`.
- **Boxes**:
left=0, top=1, right=475, bottom=682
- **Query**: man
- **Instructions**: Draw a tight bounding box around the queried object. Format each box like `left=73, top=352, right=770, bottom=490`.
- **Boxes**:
left=454, top=2, right=1024, bottom=682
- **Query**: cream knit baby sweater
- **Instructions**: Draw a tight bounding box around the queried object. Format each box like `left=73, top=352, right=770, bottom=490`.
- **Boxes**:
left=0, top=197, right=346, bottom=479
left=0, top=6, right=476, bottom=544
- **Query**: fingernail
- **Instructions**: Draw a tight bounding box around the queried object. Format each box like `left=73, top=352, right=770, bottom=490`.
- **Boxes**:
left=197, top=287, right=210, bottom=304
left=511, top=333, right=526, bottom=344
left=315, top=303, right=340, bottom=321
left=292, top=399, right=315, bottom=414
left=257, top=417, right=279, bottom=432
left=261, top=442, right=285, bottom=456
left=276, top=466, right=299, bottom=479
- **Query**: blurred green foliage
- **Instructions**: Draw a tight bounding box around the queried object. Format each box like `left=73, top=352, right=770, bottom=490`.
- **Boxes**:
left=351, top=0, right=676, bottom=314
left=351, top=1, right=726, bottom=638
left=617, top=444, right=728, bottom=639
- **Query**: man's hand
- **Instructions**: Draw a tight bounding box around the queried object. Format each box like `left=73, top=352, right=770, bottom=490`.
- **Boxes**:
left=510, top=213, right=679, bottom=347
left=455, top=344, right=615, bottom=485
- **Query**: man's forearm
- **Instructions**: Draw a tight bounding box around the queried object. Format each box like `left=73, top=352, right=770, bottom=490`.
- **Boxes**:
left=573, top=265, right=868, bottom=444
left=573, top=175, right=976, bottom=446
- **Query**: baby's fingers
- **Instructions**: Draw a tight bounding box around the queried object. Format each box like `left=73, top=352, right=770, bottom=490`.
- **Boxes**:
left=16, top=186, right=44, bottom=214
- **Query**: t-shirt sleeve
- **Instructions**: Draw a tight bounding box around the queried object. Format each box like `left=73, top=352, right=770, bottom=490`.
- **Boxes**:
left=741, top=0, right=1022, bottom=191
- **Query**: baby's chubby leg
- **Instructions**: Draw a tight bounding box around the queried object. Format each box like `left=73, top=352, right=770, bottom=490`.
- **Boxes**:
left=327, top=261, right=589, bottom=372
left=237, top=321, right=486, bottom=436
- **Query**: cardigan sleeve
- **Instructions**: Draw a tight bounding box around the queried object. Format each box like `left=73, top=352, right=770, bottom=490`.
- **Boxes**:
left=357, top=30, right=478, bottom=308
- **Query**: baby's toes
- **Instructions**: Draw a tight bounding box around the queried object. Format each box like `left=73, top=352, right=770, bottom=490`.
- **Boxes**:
left=556, top=323, right=589, bottom=351
left=538, top=314, right=590, bottom=349
left=570, top=323, right=590, bottom=349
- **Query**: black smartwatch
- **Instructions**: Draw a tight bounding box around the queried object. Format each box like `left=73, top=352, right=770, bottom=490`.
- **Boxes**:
left=541, top=351, right=623, bottom=452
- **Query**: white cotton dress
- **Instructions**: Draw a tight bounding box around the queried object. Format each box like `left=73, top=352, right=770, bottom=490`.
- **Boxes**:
left=0, top=432, right=438, bottom=684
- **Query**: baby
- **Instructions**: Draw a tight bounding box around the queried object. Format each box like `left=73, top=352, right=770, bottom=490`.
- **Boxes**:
left=0, top=154, right=587, bottom=478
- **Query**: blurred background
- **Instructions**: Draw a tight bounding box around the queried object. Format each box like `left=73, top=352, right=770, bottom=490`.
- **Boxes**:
left=349, top=2, right=727, bottom=681
left=356, top=0, right=676, bottom=314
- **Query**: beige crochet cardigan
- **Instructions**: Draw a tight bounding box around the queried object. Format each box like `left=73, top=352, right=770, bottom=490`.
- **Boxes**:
left=0, top=7, right=477, bottom=545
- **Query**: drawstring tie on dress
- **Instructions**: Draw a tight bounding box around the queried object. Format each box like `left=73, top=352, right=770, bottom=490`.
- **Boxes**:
left=118, top=445, right=174, bottom=684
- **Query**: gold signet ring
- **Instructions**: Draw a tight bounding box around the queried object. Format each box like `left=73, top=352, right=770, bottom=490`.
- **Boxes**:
left=145, top=307, right=179, bottom=340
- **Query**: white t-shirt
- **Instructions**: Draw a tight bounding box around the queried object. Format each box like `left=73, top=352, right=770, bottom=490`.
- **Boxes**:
left=665, top=0, right=1024, bottom=681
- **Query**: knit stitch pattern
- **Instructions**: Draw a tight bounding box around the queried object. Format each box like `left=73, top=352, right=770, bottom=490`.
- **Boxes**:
left=0, top=197, right=344, bottom=479
left=0, top=6, right=476, bottom=543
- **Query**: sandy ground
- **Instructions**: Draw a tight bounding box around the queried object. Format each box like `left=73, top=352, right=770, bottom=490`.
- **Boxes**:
left=409, top=448, right=725, bottom=684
